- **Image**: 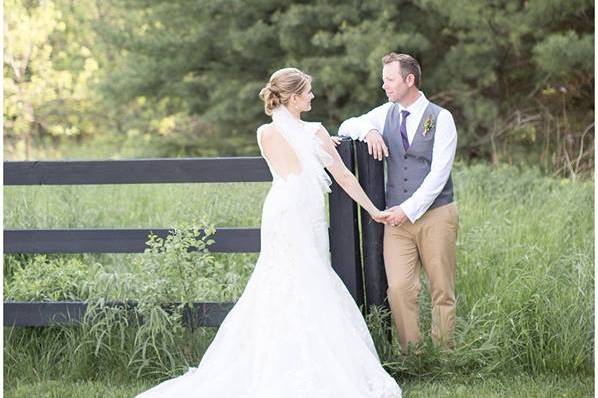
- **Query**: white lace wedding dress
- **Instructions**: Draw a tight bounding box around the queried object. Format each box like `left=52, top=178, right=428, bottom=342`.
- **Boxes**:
left=135, top=106, right=402, bottom=398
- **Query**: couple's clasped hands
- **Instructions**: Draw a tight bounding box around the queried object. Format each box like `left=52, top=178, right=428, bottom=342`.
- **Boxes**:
left=371, top=206, right=409, bottom=227
left=331, top=132, right=405, bottom=227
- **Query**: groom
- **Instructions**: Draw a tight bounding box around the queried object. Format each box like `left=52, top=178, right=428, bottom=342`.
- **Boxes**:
left=336, top=52, right=458, bottom=353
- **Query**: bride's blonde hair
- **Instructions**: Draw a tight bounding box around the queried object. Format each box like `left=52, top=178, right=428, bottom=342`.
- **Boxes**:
left=258, top=67, right=312, bottom=116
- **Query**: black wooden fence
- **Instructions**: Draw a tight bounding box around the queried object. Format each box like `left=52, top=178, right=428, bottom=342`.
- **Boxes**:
left=3, top=139, right=387, bottom=328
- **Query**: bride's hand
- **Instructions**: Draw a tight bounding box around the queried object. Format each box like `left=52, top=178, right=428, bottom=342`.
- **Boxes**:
left=371, top=210, right=390, bottom=224
left=330, top=136, right=342, bottom=146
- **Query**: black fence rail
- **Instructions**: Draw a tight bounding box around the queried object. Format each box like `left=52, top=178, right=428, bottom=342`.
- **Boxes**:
left=4, top=301, right=235, bottom=328
left=4, top=228, right=261, bottom=253
left=4, top=139, right=389, bottom=328
left=4, top=157, right=272, bottom=185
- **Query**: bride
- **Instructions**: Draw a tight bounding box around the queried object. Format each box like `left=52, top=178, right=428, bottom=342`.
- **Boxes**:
left=135, top=67, right=402, bottom=398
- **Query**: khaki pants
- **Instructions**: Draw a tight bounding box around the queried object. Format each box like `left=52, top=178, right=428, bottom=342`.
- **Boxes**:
left=383, top=202, right=459, bottom=352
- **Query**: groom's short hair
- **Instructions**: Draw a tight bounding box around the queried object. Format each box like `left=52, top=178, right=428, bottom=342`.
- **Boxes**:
left=382, top=53, right=421, bottom=87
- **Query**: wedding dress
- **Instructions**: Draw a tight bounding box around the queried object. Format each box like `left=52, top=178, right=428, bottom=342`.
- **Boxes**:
left=135, top=105, right=402, bottom=398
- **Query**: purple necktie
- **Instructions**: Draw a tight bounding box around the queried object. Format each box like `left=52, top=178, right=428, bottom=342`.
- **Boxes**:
left=400, top=110, right=410, bottom=151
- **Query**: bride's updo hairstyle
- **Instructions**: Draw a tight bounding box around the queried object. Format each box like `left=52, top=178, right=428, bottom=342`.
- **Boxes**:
left=259, top=67, right=312, bottom=116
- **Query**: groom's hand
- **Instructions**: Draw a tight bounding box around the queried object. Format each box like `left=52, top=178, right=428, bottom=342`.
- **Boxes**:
left=365, top=130, right=388, bottom=161
left=371, top=210, right=391, bottom=224
left=385, top=206, right=408, bottom=227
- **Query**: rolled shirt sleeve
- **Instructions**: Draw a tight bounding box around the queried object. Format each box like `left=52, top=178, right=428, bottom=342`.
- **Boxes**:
left=399, top=109, right=458, bottom=223
left=338, top=102, right=392, bottom=141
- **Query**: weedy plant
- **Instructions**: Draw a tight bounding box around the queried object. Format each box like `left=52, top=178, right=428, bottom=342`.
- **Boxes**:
left=38, top=221, right=221, bottom=381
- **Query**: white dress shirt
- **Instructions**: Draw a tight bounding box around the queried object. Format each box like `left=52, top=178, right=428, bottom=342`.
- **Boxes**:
left=338, top=91, right=457, bottom=223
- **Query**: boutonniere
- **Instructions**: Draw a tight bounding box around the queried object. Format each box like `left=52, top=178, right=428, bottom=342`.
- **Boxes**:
left=423, top=115, right=434, bottom=136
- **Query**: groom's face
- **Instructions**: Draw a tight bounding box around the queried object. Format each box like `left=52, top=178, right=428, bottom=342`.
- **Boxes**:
left=382, top=62, right=410, bottom=103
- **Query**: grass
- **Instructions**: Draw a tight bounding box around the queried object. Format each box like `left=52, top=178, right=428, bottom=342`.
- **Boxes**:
left=4, top=374, right=593, bottom=397
left=3, top=181, right=270, bottom=228
left=3, top=162, right=594, bottom=395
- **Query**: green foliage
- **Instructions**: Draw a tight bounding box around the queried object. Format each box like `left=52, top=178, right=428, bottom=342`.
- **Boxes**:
left=5, top=255, right=92, bottom=301
left=4, top=0, right=593, bottom=177
left=533, top=31, right=594, bottom=78
left=86, top=0, right=592, bottom=176
left=129, top=221, right=217, bottom=305
left=3, top=0, right=106, bottom=159
left=80, top=222, right=219, bottom=378
left=2, top=223, right=224, bottom=381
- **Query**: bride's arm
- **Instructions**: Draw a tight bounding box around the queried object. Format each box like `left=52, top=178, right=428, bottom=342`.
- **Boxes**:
left=315, top=126, right=385, bottom=220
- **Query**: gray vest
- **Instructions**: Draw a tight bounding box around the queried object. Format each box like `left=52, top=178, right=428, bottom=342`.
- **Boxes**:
left=383, top=101, right=454, bottom=210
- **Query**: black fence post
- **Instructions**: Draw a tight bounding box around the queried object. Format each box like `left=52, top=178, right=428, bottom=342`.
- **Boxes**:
left=329, top=138, right=364, bottom=309
left=355, top=141, right=391, bottom=338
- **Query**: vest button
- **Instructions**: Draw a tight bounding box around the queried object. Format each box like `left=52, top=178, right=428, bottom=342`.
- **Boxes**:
left=404, top=167, right=407, bottom=170
left=403, top=155, right=408, bottom=159
left=403, top=189, right=408, bottom=193
left=404, top=178, right=408, bottom=181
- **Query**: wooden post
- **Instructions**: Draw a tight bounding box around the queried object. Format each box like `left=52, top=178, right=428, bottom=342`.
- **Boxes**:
left=355, top=141, right=388, bottom=309
left=355, top=141, right=391, bottom=339
left=329, top=138, right=364, bottom=308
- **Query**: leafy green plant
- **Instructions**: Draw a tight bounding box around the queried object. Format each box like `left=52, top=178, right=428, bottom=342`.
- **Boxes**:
left=78, top=221, right=219, bottom=378
left=5, top=255, right=92, bottom=301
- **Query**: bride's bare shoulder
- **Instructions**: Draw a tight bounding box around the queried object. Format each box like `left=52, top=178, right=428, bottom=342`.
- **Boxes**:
left=258, top=123, right=283, bottom=140
left=304, top=121, right=328, bottom=135
left=257, top=123, right=289, bottom=150
left=310, top=123, right=331, bottom=140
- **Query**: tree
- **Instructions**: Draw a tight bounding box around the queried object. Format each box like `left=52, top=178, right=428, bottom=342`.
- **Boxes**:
left=5, top=0, right=594, bottom=177
left=4, top=0, right=106, bottom=159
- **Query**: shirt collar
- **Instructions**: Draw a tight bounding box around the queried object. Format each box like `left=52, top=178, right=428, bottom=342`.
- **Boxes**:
left=398, top=90, right=428, bottom=115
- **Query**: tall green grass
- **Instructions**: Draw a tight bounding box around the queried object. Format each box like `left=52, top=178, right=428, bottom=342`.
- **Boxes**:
left=3, top=163, right=594, bottom=389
